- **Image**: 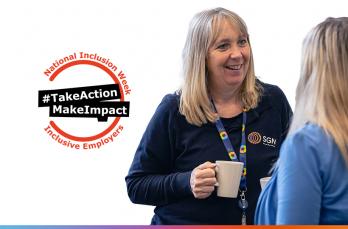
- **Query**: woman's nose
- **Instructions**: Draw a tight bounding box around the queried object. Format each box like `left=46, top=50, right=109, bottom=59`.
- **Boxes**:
left=229, top=46, right=242, bottom=59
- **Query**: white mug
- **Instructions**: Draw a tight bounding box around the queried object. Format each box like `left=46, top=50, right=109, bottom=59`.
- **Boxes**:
left=260, top=176, right=271, bottom=190
left=215, top=160, right=244, bottom=198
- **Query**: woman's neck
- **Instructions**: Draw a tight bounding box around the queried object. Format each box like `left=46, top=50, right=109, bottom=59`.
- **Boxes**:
left=210, top=88, right=243, bottom=118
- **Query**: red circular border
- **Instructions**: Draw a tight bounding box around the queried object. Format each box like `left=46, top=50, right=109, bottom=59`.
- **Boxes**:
left=49, top=59, right=124, bottom=142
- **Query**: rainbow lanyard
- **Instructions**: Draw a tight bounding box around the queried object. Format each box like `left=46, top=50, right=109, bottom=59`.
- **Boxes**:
left=211, top=101, right=247, bottom=189
left=211, top=100, right=248, bottom=225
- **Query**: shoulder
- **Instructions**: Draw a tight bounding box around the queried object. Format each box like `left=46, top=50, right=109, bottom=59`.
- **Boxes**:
left=259, top=81, right=291, bottom=111
left=276, top=124, right=327, bottom=187
left=280, top=124, right=331, bottom=163
left=148, top=93, right=180, bottom=127
left=255, top=81, right=291, bottom=114
left=286, top=124, right=329, bottom=148
left=156, top=93, right=180, bottom=113
left=260, top=81, right=287, bottom=99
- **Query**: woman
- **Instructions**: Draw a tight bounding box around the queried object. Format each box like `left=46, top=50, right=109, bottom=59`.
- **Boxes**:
left=126, top=7, right=292, bottom=224
left=255, top=17, right=348, bottom=224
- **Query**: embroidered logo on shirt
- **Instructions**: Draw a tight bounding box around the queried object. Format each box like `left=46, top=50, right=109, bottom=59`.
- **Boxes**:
left=248, top=132, right=277, bottom=147
left=262, top=136, right=277, bottom=147
left=248, top=132, right=262, bottom=144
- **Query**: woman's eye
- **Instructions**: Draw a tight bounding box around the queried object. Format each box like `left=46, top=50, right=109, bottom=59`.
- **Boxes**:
left=238, top=39, right=248, bottom=46
left=217, top=43, right=229, bottom=50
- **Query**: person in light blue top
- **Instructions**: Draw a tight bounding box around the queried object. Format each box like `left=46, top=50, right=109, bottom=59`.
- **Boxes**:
left=255, top=17, right=348, bottom=225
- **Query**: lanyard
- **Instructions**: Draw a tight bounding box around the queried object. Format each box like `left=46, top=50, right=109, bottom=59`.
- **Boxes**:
left=211, top=100, right=248, bottom=225
left=211, top=100, right=247, bottom=189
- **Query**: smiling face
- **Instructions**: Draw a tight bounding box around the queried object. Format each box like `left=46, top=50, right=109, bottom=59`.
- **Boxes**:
left=207, top=19, right=250, bottom=93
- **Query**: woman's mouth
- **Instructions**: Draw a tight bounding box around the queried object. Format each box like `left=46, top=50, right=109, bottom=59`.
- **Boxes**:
left=225, top=64, right=242, bottom=70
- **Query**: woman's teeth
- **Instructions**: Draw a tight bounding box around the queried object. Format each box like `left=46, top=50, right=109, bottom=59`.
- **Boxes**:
left=226, top=65, right=241, bottom=70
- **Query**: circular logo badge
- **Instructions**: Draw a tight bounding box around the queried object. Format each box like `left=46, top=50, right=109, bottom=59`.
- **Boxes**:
left=247, top=131, right=262, bottom=144
left=38, top=52, right=131, bottom=150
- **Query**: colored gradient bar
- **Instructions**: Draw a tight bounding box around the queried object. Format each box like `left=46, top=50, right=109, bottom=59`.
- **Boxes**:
left=0, top=226, right=348, bottom=229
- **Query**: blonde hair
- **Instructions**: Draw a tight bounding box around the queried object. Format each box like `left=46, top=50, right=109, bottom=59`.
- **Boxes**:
left=290, top=17, right=348, bottom=164
left=179, top=7, right=262, bottom=126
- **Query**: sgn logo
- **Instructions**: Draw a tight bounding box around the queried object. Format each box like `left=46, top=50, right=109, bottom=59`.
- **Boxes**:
left=248, top=131, right=277, bottom=148
left=262, top=136, right=277, bottom=147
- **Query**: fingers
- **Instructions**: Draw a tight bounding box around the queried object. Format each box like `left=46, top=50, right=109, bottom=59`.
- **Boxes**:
left=197, top=161, right=216, bottom=170
left=192, top=185, right=215, bottom=193
left=194, top=177, right=217, bottom=186
left=194, top=192, right=213, bottom=199
left=196, top=162, right=216, bottom=179
left=191, top=180, right=215, bottom=199
left=195, top=167, right=216, bottom=179
left=190, top=161, right=218, bottom=199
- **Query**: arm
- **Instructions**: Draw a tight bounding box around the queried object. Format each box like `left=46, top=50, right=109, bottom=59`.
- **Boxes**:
left=125, top=95, right=192, bottom=206
left=276, top=131, right=322, bottom=224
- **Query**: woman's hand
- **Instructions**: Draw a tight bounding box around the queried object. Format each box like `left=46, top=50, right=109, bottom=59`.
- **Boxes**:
left=190, top=161, right=218, bottom=199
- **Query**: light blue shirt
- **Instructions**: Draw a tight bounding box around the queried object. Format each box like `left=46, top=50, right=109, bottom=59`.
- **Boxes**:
left=255, top=123, right=348, bottom=224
